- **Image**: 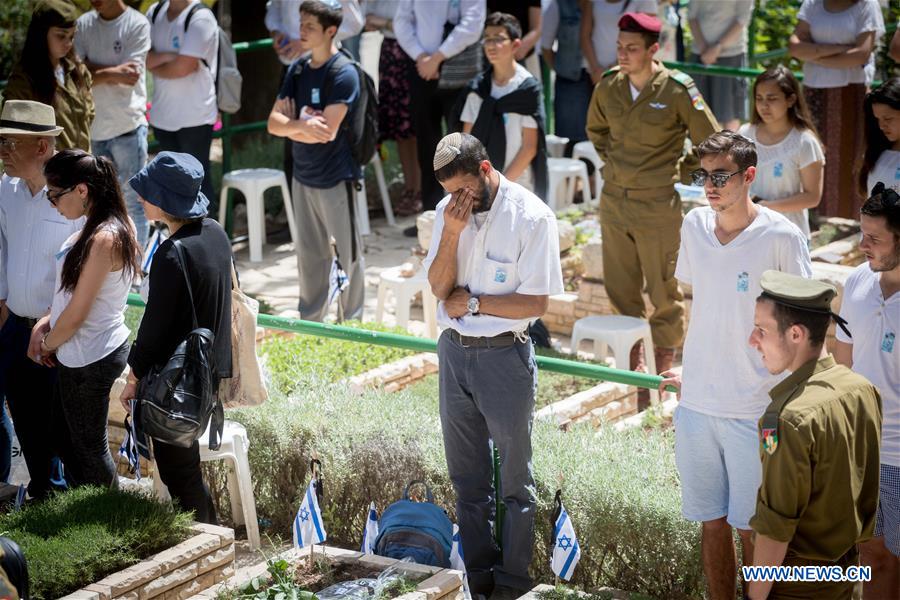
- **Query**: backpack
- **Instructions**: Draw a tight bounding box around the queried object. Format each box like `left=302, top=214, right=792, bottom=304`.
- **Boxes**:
left=135, top=240, right=224, bottom=451
left=374, top=481, right=453, bottom=567
left=151, top=1, right=242, bottom=114
left=321, top=48, right=378, bottom=166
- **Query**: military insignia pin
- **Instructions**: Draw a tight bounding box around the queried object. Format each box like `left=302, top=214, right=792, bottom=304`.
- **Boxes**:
left=762, top=428, right=778, bottom=454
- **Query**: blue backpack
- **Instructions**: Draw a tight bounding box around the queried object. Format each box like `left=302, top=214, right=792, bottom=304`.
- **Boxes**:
left=374, top=481, right=453, bottom=567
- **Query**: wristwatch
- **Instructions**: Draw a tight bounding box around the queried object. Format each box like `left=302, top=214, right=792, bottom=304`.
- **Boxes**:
left=467, top=295, right=480, bottom=315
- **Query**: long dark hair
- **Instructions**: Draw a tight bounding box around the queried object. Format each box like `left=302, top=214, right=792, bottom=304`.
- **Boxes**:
left=18, top=3, right=87, bottom=105
left=861, top=78, right=900, bottom=196
left=44, top=150, right=141, bottom=293
left=750, top=65, right=820, bottom=139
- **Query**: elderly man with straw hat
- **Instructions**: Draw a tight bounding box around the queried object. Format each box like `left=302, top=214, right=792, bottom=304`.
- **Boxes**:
left=424, top=132, right=563, bottom=599
left=0, top=99, right=82, bottom=499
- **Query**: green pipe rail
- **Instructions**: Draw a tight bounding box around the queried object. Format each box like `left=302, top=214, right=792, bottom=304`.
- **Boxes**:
left=126, top=293, right=673, bottom=393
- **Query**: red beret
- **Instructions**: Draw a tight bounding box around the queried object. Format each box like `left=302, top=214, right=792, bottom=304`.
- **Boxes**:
left=618, top=12, right=662, bottom=34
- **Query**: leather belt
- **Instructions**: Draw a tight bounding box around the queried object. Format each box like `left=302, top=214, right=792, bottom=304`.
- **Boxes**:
left=448, top=330, right=521, bottom=348
left=9, top=312, right=38, bottom=328
left=602, top=182, right=676, bottom=200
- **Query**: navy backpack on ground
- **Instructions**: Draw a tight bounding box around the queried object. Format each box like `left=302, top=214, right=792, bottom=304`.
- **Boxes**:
left=374, top=481, right=453, bottom=567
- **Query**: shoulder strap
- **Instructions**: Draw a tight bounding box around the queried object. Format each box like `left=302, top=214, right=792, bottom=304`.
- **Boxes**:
left=171, top=239, right=200, bottom=330
left=183, top=1, right=207, bottom=32
left=404, top=480, right=435, bottom=503
left=151, top=1, right=167, bottom=24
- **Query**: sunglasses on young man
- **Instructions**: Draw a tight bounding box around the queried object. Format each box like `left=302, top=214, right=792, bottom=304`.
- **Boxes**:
left=690, top=169, right=746, bottom=189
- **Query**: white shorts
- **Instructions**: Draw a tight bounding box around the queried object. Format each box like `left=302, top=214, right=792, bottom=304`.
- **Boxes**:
left=674, top=405, right=762, bottom=530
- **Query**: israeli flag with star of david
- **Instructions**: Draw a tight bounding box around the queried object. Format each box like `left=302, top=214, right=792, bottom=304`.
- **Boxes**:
left=551, top=501, right=581, bottom=581
left=449, top=524, right=472, bottom=599
left=293, top=478, right=327, bottom=548
left=360, top=501, right=379, bottom=554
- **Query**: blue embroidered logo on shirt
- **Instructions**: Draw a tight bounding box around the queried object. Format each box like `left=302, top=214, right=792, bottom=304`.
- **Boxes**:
left=173, top=36, right=180, bottom=50
left=494, top=268, right=507, bottom=283
left=737, top=271, right=749, bottom=292
left=883, top=332, right=896, bottom=353
left=311, top=88, right=320, bottom=105
left=773, top=162, right=784, bottom=178
left=894, top=166, right=900, bottom=181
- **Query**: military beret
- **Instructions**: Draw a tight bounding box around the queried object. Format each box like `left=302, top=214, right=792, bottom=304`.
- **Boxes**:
left=33, top=0, right=79, bottom=23
left=618, top=12, right=662, bottom=34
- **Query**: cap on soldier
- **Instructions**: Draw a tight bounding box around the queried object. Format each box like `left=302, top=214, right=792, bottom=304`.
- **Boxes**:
left=618, top=12, right=662, bottom=34
left=759, top=270, right=836, bottom=311
left=434, top=132, right=466, bottom=171
left=33, top=0, right=79, bottom=23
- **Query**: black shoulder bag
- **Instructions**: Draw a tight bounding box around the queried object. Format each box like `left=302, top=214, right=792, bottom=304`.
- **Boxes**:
left=136, top=240, right=223, bottom=450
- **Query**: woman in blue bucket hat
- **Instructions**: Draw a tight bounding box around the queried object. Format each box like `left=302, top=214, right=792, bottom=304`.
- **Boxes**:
left=120, top=151, right=232, bottom=524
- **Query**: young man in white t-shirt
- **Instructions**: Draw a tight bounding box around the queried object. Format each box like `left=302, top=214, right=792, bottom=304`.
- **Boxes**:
left=460, top=12, right=547, bottom=198
left=76, top=0, right=151, bottom=248
left=660, top=131, right=811, bottom=600
left=834, top=183, right=900, bottom=596
left=146, top=0, right=218, bottom=203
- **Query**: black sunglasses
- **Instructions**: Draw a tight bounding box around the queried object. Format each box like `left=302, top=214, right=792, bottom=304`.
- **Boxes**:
left=691, top=169, right=745, bottom=189
left=47, top=185, right=75, bottom=206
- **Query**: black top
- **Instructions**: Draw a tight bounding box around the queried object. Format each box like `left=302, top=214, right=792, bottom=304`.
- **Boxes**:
left=128, top=218, right=233, bottom=380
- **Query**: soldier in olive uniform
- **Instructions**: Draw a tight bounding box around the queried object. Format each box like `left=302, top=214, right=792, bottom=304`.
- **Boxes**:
left=747, top=270, right=883, bottom=600
left=585, top=12, right=719, bottom=395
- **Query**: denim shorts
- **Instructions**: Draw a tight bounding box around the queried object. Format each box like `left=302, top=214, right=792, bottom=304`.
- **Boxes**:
left=674, top=404, right=762, bottom=530
left=874, top=463, right=900, bottom=557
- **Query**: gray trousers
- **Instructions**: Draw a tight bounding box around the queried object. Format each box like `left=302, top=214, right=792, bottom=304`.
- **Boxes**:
left=292, top=178, right=365, bottom=322
left=437, top=330, right=537, bottom=592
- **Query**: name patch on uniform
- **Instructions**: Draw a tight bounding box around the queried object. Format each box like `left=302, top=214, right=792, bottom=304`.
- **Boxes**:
left=883, top=332, right=896, bottom=353
left=311, top=88, right=320, bottom=105
left=761, top=428, right=778, bottom=454
left=494, top=268, right=507, bottom=283
left=737, top=271, right=749, bottom=292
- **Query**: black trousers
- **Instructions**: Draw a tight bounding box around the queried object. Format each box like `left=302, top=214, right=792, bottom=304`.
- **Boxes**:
left=152, top=124, right=215, bottom=208
left=56, top=343, right=128, bottom=489
left=0, top=314, right=71, bottom=499
left=408, top=64, right=463, bottom=211
left=154, top=437, right=217, bottom=525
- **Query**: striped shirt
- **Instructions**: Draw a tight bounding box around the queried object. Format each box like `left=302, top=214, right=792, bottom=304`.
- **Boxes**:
left=0, top=174, right=84, bottom=318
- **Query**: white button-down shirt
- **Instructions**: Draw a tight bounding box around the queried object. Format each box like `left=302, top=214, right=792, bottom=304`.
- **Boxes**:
left=394, top=0, right=485, bottom=61
left=424, top=173, right=564, bottom=337
left=0, top=174, right=84, bottom=318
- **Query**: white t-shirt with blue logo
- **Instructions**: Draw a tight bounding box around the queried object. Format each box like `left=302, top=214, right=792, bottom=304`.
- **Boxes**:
left=739, top=123, right=824, bottom=240
left=866, top=149, right=900, bottom=197
left=837, top=263, right=900, bottom=467
left=675, top=206, right=812, bottom=420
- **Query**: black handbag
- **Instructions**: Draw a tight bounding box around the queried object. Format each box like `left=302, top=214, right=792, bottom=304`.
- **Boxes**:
left=438, top=22, right=483, bottom=90
left=136, top=240, right=223, bottom=450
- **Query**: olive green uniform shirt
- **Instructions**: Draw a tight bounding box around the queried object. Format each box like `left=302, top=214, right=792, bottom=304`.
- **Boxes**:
left=750, top=355, right=882, bottom=561
left=5, top=56, right=94, bottom=152
left=585, top=62, right=718, bottom=190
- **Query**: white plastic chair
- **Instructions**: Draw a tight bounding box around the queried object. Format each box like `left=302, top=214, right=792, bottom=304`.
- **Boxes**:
left=545, top=134, right=570, bottom=158
left=356, top=153, right=396, bottom=236
left=572, top=140, right=604, bottom=207
left=375, top=266, right=438, bottom=338
left=219, top=168, right=299, bottom=263
left=547, top=158, right=592, bottom=211
left=152, top=419, right=260, bottom=549
left=570, top=315, right=659, bottom=405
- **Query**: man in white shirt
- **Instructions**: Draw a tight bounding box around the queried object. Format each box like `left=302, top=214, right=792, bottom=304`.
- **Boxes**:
left=76, top=0, right=152, bottom=248
left=659, top=132, right=811, bottom=600
left=425, top=132, right=563, bottom=599
left=0, top=100, right=82, bottom=500
left=146, top=0, right=219, bottom=202
left=395, top=0, right=486, bottom=223
left=834, top=182, right=900, bottom=597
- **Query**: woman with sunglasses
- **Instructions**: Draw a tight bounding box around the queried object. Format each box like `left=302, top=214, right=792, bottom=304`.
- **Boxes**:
left=738, top=65, right=824, bottom=242
left=30, top=149, right=141, bottom=489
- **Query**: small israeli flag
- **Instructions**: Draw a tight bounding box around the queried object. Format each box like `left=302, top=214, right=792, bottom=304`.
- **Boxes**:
left=360, top=501, right=379, bottom=554
left=327, top=256, right=349, bottom=307
left=118, top=409, right=142, bottom=480
left=293, top=478, right=327, bottom=548
left=551, top=498, right=581, bottom=581
left=13, top=485, right=26, bottom=511
left=449, top=524, right=472, bottom=599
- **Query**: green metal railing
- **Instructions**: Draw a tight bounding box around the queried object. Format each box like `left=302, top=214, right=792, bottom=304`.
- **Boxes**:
left=126, top=292, right=672, bottom=392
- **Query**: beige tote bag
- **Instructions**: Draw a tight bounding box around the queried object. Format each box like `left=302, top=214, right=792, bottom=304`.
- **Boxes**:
left=219, top=264, right=268, bottom=408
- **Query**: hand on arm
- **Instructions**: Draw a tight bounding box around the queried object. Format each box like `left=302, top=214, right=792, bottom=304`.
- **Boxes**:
left=146, top=50, right=177, bottom=70
left=758, top=161, right=823, bottom=213
left=789, top=21, right=851, bottom=61
left=428, top=191, right=474, bottom=300
left=416, top=53, right=444, bottom=81
left=150, top=54, right=201, bottom=79
left=811, top=31, right=876, bottom=69
left=87, top=61, right=141, bottom=86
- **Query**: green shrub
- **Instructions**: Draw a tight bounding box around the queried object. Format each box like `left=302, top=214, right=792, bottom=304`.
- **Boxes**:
left=0, top=486, right=192, bottom=599
left=213, top=380, right=703, bottom=598
left=259, top=320, right=416, bottom=396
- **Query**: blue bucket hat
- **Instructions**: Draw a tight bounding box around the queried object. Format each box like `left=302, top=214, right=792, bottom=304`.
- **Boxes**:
left=129, top=151, right=209, bottom=219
